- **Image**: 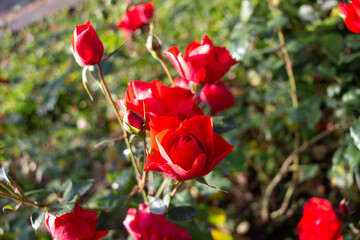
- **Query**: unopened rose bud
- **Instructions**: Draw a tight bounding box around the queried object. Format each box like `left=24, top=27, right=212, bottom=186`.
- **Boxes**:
left=146, top=33, right=162, bottom=59
left=338, top=199, right=349, bottom=215
left=124, top=109, right=145, bottom=136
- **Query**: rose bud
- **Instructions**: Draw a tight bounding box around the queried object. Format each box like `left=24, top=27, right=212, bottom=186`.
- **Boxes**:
left=339, top=0, right=360, bottom=33
left=297, top=197, right=342, bottom=240
left=146, top=32, right=162, bottom=59
left=163, top=35, right=237, bottom=84
left=144, top=115, right=234, bottom=181
left=200, top=82, right=235, bottom=116
left=72, top=20, right=104, bottom=67
left=44, top=203, right=109, bottom=240
left=117, top=2, right=154, bottom=33
left=123, top=203, right=192, bottom=240
left=123, top=109, right=145, bottom=136
left=338, top=199, right=349, bottom=215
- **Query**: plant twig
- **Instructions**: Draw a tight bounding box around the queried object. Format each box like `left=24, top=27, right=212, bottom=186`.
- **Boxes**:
left=261, top=124, right=339, bottom=221
left=96, top=63, right=147, bottom=203
left=157, top=55, right=175, bottom=86
left=0, top=191, right=48, bottom=208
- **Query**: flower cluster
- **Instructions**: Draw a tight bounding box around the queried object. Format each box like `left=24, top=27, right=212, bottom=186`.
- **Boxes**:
left=42, top=2, right=349, bottom=240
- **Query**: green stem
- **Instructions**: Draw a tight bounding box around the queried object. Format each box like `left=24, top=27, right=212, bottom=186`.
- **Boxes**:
left=96, top=63, right=147, bottom=203
left=157, top=55, right=175, bottom=86
left=0, top=191, right=47, bottom=208
left=0, top=181, right=23, bottom=199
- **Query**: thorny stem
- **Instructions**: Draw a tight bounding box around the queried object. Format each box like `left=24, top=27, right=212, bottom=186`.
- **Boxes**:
left=96, top=63, right=148, bottom=203
left=155, top=177, right=169, bottom=198
left=263, top=0, right=300, bottom=221
left=0, top=181, right=23, bottom=199
left=261, top=124, right=339, bottom=221
left=0, top=191, right=48, bottom=208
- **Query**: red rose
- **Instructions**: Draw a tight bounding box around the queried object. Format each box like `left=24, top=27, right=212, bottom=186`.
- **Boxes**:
left=123, top=203, right=192, bottom=240
left=116, top=80, right=203, bottom=129
left=174, top=78, right=235, bottom=115
left=297, top=198, right=342, bottom=240
left=44, top=204, right=109, bottom=240
left=200, top=82, right=235, bottom=116
left=163, top=35, right=237, bottom=84
left=72, top=20, right=104, bottom=67
left=339, top=0, right=360, bottom=33
left=144, top=115, right=234, bottom=181
left=117, top=2, right=154, bottom=32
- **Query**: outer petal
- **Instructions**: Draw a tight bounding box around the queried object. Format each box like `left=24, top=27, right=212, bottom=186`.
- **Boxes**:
left=200, top=133, right=234, bottom=176
left=123, top=208, right=142, bottom=240
left=163, top=47, right=188, bottom=79
left=344, top=4, right=360, bottom=33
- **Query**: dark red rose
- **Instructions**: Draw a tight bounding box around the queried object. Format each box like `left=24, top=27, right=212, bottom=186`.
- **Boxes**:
left=174, top=78, right=235, bottom=115
left=123, top=203, right=192, bottom=240
left=44, top=204, right=108, bottom=240
left=339, top=0, right=360, bottom=33
left=116, top=80, right=203, bottom=129
left=144, top=115, right=234, bottom=181
left=117, top=2, right=154, bottom=32
left=200, top=82, right=235, bottom=116
left=163, top=35, right=237, bottom=84
left=297, top=198, right=342, bottom=240
left=72, top=20, right=104, bottom=67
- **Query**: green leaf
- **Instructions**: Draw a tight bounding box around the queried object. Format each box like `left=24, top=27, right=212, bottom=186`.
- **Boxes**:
left=299, top=164, right=320, bottom=182
left=194, top=176, right=216, bottom=189
left=48, top=203, right=76, bottom=216
left=339, top=52, right=360, bottom=64
left=173, top=220, right=213, bottom=240
left=267, top=14, right=289, bottom=29
left=82, top=66, right=94, bottom=101
left=354, top=165, right=360, bottom=191
left=345, top=34, right=360, bottom=49
left=350, top=117, right=360, bottom=151
left=62, top=179, right=94, bottom=203
left=30, top=208, right=45, bottom=231
left=96, top=197, right=130, bottom=231
left=212, top=115, right=237, bottom=134
left=167, top=206, right=199, bottom=221
left=148, top=197, right=166, bottom=215
left=0, top=163, right=10, bottom=184
left=2, top=204, right=19, bottom=211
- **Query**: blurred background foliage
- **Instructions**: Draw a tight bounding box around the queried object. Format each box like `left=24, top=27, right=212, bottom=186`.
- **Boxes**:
left=1, top=0, right=360, bottom=239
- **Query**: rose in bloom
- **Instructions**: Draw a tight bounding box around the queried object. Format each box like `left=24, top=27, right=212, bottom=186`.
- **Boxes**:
left=72, top=20, right=104, bottom=67
left=174, top=78, right=235, bottom=115
left=163, top=35, right=237, bottom=84
left=117, top=2, right=154, bottom=32
left=339, top=0, right=360, bottom=33
left=297, top=197, right=342, bottom=240
left=116, top=80, right=203, bottom=129
left=123, top=203, right=192, bottom=240
left=144, top=115, right=234, bottom=180
left=44, top=203, right=108, bottom=240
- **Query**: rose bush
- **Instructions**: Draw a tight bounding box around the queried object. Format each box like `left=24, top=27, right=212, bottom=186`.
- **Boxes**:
left=116, top=80, right=203, bottom=129
left=72, top=20, right=104, bottom=67
left=339, top=0, right=360, bottom=33
left=144, top=115, right=234, bottom=180
left=117, top=2, right=154, bottom=32
left=163, top=35, right=237, bottom=84
left=44, top=204, right=109, bottom=240
left=297, top=197, right=342, bottom=240
left=123, top=203, right=192, bottom=240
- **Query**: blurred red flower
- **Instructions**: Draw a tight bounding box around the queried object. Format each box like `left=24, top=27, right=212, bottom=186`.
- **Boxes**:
left=297, top=197, right=342, bottom=240
left=123, top=203, right=192, bottom=240
left=44, top=204, right=108, bottom=240
left=339, top=0, right=360, bottom=33
left=117, top=2, right=154, bottom=32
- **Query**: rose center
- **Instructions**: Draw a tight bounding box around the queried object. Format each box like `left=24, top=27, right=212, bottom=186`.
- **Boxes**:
left=169, top=135, right=204, bottom=171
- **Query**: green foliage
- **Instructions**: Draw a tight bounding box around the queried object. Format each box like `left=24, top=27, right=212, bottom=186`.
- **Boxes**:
left=1, top=0, right=360, bottom=239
